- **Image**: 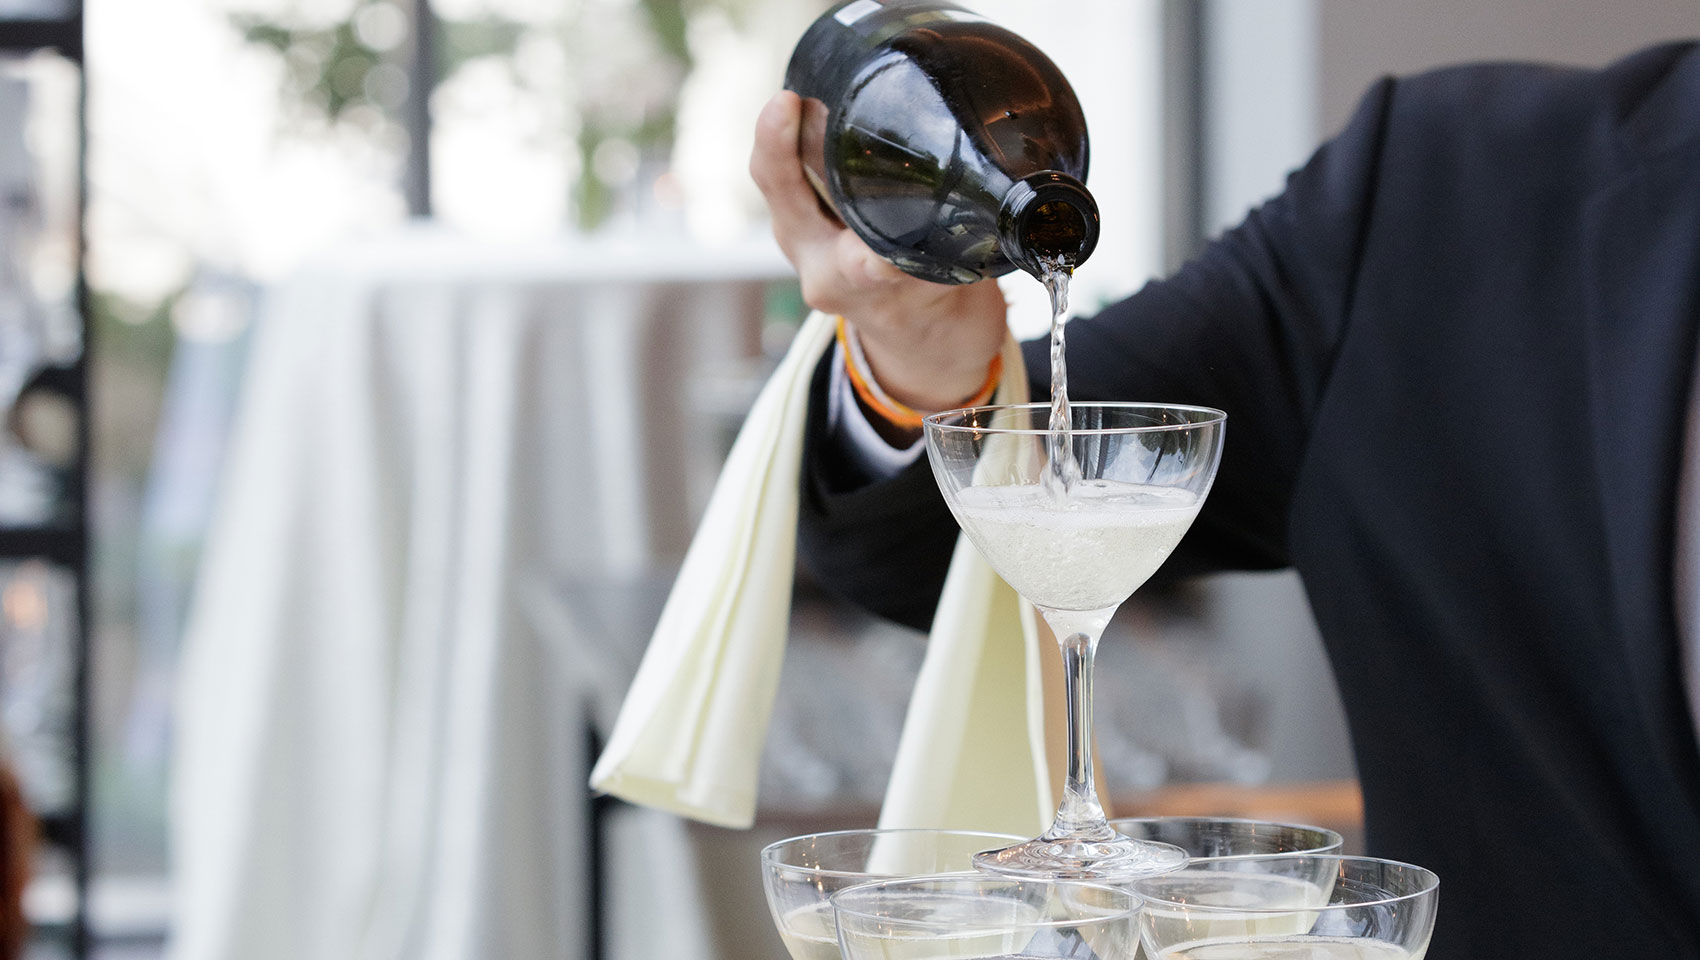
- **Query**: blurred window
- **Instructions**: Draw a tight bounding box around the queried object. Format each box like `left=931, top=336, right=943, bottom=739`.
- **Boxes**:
left=77, top=0, right=1171, bottom=949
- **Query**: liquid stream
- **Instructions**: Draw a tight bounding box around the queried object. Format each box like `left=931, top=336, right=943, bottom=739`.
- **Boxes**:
left=1039, top=257, right=1081, bottom=503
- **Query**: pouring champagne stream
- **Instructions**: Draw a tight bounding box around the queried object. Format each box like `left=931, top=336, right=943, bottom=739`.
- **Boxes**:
left=745, top=2, right=1436, bottom=955
left=926, top=256, right=1227, bottom=880
left=783, top=0, right=1226, bottom=887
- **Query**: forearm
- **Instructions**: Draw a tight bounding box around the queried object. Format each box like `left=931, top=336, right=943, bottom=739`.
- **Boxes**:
left=797, top=352, right=960, bottom=631
left=849, top=278, right=1010, bottom=413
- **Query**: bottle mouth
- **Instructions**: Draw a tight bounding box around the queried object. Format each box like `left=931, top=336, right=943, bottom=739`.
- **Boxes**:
left=999, top=172, right=1101, bottom=272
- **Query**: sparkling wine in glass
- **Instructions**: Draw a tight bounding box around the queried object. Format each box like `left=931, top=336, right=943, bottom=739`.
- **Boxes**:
left=1112, top=819, right=1347, bottom=959
left=924, top=402, right=1227, bottom=880
left=1133, top=855, right=1439, bottom=960
left=761, top=828, right=1023, bottom=960
left=832, top=876, right=1141, bottom=960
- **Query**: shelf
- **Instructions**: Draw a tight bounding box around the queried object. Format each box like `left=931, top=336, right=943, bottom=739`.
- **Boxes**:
left=5, top=11, right=88, bottom=955
left=0, top=18, right=80, bottom=59
left=0, top=527, right=82, bottom=565
left=35, top=810, right=79, bottom=851
left=25, top=872, right=167, bottom=940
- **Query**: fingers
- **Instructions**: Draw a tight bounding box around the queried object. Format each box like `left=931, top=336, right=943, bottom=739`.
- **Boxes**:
left=746, top=91, right=1008, bottom=410
left=836, top=230, right=904, bottom=288
left=798, top=227, right=922, bottom=316
left=751, top=90, right=909, bottom=314
left=749, top=91, right=841, bottom=260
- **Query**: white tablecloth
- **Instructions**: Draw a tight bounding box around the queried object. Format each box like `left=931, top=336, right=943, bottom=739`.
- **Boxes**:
left=169, top=226, right=790, bottom=960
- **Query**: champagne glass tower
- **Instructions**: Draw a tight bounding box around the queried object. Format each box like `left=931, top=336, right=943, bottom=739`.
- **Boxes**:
left=925, top=401, right=1226, bottom=880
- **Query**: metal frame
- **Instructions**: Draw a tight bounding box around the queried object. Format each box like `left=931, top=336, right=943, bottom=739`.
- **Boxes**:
left=586, top=722, right=610, bottom=960
left=2, top=5, right=426, bottom=955
left=1160, top=0, right=1207, bottom=270
left=404, top=0, right=432, bottom=217
left=2, top=8, right=91, bottom=959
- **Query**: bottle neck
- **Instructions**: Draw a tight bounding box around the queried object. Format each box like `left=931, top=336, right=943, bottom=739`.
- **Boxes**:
left=997, top=172, right=1100, bottom=276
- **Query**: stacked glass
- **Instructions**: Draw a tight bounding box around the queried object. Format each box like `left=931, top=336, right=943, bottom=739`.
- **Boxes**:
left=761, top=816, right=1436, bottom=959
left=759, top=403, right=1439, bottom=958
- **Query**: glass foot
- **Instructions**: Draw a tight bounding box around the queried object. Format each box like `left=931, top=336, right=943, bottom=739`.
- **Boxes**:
left=972, top=834, right=1189, bottom=881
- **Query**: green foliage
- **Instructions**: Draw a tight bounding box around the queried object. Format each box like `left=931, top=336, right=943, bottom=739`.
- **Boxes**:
left=574, top=123, right=613, bottom=233
left=572, top=108, right=680, bottom=232
left=436, top=16, right=525, bottom=79
left=90, top=288, right=175, bottom=372
left=232, top=10, right=388, bottom=124
left=231, top=0, right=763, bottom=230
left=640, top=0, right=692, bottom=67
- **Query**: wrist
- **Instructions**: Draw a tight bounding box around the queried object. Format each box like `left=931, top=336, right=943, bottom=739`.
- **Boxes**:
left=839, top=277, right=1008, bottom=412
left=838, top=319, right=1000, bottom=432
left=860, top=339, right=999, bottom=413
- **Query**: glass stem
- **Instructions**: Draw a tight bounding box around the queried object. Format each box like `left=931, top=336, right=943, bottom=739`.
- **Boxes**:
left=1040, top=607, right=1116, bottom=842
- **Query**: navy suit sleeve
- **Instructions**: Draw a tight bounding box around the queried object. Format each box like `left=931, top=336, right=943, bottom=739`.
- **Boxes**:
left=797, top=78, right=1397, bottom=629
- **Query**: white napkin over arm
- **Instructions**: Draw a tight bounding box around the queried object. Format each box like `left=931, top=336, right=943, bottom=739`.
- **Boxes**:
left=591, top=312, right=1104, bottom=834
left=589, top=311, right=835, bottom=827
left=874, top=335, right=1057, bottom=836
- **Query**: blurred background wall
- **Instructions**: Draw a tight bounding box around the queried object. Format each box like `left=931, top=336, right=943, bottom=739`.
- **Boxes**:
left=1192, top=0, right=1700, bottom=806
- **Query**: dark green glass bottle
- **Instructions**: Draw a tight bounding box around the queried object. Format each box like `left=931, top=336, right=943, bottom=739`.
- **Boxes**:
left=785, top=0, right=1099, bottom=284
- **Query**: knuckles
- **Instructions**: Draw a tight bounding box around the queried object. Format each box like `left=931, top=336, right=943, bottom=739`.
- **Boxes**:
left=798, top=274, right=847, bottom=314
left=747, top=147, right=782, bottom=194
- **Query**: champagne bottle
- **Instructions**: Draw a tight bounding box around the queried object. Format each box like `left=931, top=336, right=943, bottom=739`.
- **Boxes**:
left=784, top=0, right=1099, bottom=284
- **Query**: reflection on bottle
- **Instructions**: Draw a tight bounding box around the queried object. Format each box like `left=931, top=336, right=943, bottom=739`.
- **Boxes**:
left=786, top=0, right=1099, bottom=284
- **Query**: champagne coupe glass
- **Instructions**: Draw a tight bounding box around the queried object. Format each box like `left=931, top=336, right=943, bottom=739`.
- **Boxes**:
left=761, top=828, right=1023, bottom=960
left=1111, top=820, right=1345, bottom=960
left=924, top=402, right=1226, bottom=880
left=1107, top=817, right=1344, bottom=861
left=833, top=876, right=1141, bottom=960
left=1134, top=855, right=1440, bottom=960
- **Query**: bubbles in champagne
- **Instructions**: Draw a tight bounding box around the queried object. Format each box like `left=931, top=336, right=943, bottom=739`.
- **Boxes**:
left=776, top=902, right=840, bottom=960
left=950, top=481, right=1201, bottom=612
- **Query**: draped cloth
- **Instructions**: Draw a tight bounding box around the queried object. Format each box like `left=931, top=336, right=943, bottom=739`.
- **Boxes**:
left=170, top=232, right=792, bottom=960
left=592, top=312, right=1079, bottom=836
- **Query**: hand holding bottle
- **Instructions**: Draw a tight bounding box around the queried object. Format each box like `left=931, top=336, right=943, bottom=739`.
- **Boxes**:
left=750, top=90, right=1009, bottom=416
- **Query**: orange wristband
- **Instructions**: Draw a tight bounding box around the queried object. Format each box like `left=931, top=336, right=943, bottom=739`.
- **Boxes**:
left=836, top=317, right=1002, bottom=430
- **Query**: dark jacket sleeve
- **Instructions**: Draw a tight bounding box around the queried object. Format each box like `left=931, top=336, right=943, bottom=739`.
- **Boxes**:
left=798, top=77, right=1397, bottom=630
left=796, top=353, right=964, bottom=631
